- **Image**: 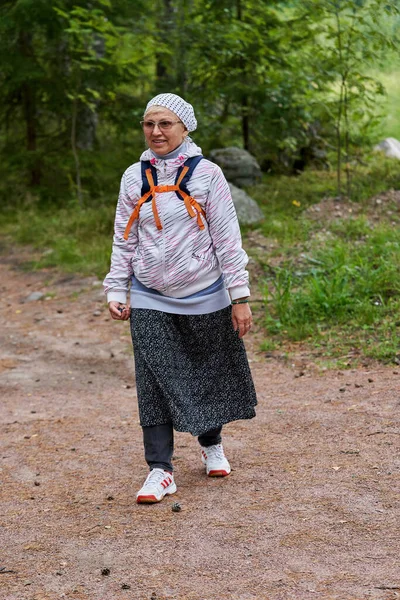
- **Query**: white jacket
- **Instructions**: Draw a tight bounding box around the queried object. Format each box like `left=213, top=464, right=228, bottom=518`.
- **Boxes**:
left=103, top=140, right=250, bottom=303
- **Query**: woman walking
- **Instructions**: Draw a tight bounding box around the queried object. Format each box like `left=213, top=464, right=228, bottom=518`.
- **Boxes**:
left=103, top=93, right=257, bottom=504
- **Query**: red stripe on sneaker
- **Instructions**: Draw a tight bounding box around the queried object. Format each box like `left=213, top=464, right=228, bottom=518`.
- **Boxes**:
left=208, top=469, right=230, bottom=477
left=136, top=494, right=159, bottom=503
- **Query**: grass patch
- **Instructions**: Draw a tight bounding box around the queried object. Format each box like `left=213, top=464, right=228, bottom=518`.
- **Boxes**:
left=1, top=153, right=400, bottom=367
left=245, top=154, right=400, bottom=365
left=0, top=203, right=115, bottom=277
left=375, top=67, right=400, bottom=141
left=246, top=154, right=400, bottom=250
left=262, top=222, right=400, bottom=364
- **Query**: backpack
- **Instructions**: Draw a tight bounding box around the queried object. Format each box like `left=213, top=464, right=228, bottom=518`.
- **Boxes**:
left=123, top=156, right=206, bottom=240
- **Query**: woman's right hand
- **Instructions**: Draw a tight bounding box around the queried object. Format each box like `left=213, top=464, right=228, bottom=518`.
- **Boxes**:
left=108, top=301, right=131, bottom=321
left=231, top=302, right=252, bottom=338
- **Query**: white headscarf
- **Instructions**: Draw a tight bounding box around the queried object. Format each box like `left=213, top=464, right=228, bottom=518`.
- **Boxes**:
left=145, top=93, right=197, bottom=132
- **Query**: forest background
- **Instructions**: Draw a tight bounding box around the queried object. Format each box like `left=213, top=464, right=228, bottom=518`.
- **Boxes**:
left=1, top=0, right=400, bottom=366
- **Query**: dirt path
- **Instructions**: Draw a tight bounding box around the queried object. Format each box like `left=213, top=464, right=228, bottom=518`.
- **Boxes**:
left=1, top=248, right=399, bottom=600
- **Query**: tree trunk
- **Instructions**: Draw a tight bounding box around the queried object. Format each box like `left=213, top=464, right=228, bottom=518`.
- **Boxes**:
left=19, top=31, right=41, bottom=186
left=77, top=35, right=104, bottom=151
left=176, top=0, right=193, bottom=96
left=336, top=80, right=343, bottom=200
left=236, top=0, right=250, bottom=151
left=344, top=80, right=351, bottom=199
left=334, top=9, right=344, bottom=199
left=71, top=99, right=83, bottom=207
left=155, top=0, right=175, bottom=91
left=242, top=95, right=250, bottom=151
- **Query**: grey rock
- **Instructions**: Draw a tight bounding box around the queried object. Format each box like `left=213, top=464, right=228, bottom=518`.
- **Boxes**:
left=229, top=183, right=264, bottom=225
left=25, top=292, right=44, bottom=302
left=374, top=137, right=400, bottom=159
left=209, top=147, right=262, bottom=188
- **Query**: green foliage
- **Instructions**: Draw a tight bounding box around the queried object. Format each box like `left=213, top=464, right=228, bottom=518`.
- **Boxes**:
left=0, top=0, right=151, bottom=204
left=375, top=64, right=400, bottom=140
left=256, top=155, right=400, bottom=363
left=1, top=151, right=400, bottom=364
left=263, top=225, right=400, bottom=361
left=0, top=203, right=115, bottom=276
left=297, top=0, right=400, bottom=196
left=248, top=152, right=400, bottom=251
left=0, top=0, right=399, bottom=205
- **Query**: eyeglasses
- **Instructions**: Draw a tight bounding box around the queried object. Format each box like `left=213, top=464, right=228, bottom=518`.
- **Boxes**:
left=140, top=119, right=182, bottom=131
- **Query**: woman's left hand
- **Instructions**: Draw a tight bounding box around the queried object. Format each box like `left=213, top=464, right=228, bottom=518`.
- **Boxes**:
left=108, top=301, right=131, bottom=321
left=231, top=303, right=252, bottom=338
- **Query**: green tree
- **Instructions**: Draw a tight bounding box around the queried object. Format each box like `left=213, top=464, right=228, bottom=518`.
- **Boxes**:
left=54, top=1, right=133, bottom=204
left=300, top=0, right=399, bottom=197
left=1, top=0, right=398, bottom=207
left=0, top=0, right=65, bottom=190
left=188, top=0, right=288, bottom=152
left=0, top=0, right=151, bottom=203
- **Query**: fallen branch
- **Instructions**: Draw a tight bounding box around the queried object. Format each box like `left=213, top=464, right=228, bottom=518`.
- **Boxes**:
left=85, top=524, right=102, bottom=533
left=367, top=431, right=400, bottom=436
left=375, top=586, right=400, bottom=591
left=0, top=567, right=16, bottom=574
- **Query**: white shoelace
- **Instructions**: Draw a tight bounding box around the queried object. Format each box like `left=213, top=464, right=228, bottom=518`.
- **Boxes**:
left=206, top=444, right=225, bottom=460
left=144, top=468, right=170, bottom=486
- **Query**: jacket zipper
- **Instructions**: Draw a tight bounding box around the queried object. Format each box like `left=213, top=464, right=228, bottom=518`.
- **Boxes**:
left=159, top=163, right=168, bottom=290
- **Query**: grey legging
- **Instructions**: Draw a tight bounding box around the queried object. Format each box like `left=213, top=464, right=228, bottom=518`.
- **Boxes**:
left=142, top=423, right=222, bottom=472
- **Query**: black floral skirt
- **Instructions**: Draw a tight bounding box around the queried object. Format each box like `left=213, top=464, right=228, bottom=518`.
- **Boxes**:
left=130, top=307, right=257, bottom=436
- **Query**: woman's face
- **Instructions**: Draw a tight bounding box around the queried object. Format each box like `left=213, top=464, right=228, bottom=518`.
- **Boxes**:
left=143, top=107, right=188, bottom=155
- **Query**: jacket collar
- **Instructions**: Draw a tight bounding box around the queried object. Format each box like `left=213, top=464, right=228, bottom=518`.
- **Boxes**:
left=140, top=140, right=202, bottom=172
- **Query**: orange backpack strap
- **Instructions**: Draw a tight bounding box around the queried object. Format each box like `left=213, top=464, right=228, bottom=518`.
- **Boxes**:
left=189, top=198, right=206, bottom=230
left=176, top=165, right=189, bottom=187
left=123, top=156, right=206, bottom=239
left=178, top=189, right=196, bottom=218
left=173, top=157, right=206, bottom=227
left=123, top=168, right=155, bottom=240
left=152, top=196, right=162, bottom=230
left=145, top=168, right=155, bottom=189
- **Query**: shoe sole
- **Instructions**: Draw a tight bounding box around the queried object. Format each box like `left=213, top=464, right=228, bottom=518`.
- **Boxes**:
left=207, top=469, right=231, bottom=477
left=201, top=457, right=231, bottom=477
left=136, top=484, right=177, bottom=504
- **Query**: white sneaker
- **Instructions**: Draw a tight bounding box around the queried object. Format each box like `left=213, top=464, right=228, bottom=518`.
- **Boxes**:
left=200, top=444, right=231, bottom=477
left=136, top=468, right=177, bottom=504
